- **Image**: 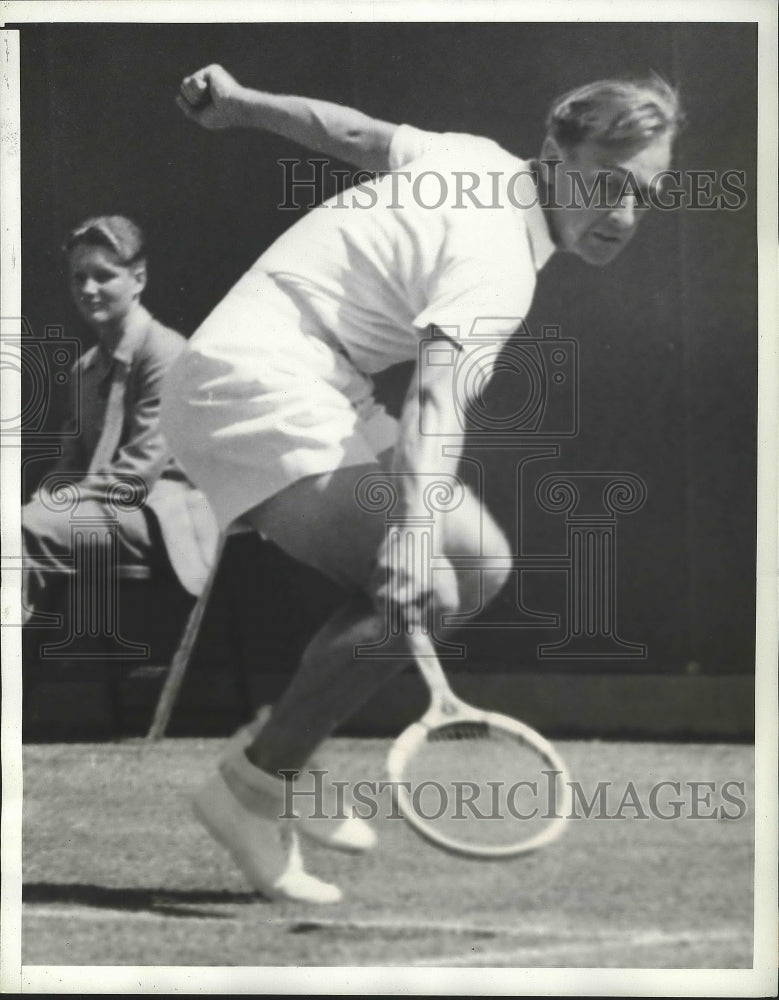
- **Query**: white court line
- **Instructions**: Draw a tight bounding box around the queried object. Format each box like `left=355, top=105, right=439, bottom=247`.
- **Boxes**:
left=258, top=914, right=562, bottom=937
left=23, top=903, right=752, bottom=949
left=414, top=928, right=755, bottom=967
left=23, top=905, right=753, bottom=967
left=22, top=904, right=561, bottom=938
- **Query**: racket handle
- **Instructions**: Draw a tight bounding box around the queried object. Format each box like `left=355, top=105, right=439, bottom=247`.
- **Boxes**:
left=406, top=629, right=436, bottom=660
left=406, top=630, right=453, bottom=699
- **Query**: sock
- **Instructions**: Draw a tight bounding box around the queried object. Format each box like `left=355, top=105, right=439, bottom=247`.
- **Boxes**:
left=219, top=744, right=293, bottom=820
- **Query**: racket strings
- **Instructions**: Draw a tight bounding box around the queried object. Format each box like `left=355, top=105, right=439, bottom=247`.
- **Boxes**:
left=427, top=721, right=490, bottom=742
left=397, top=722, right=566, bottom=854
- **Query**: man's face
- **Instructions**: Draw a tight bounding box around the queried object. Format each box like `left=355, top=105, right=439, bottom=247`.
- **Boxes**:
left=68, top=244, right=146, bottom=333
left=543, top=133, right=673, bottom=266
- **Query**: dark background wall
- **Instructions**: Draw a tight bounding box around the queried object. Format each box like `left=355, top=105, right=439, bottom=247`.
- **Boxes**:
left=18, top=22, right=757, bottom=677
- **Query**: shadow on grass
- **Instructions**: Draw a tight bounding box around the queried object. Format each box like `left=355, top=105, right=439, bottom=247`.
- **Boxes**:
left=23, top=881, right=267, bottom=917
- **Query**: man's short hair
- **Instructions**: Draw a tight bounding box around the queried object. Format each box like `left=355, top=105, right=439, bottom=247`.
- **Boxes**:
left=63, top=215, right=146, bottom=264
left=546, top=75, right=685, bottom=152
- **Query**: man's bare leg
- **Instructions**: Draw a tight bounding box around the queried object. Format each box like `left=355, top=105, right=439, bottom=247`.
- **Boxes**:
left=240, top=461, right=511, bottom=776
left=240, top=461, right=401, bottom=772
left=245, top=595, right=408, bottom=773
left=192, top=462, right=509, bottom=897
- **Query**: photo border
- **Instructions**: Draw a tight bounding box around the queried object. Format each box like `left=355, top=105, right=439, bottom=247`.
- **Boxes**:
left=1, top=1, right=776, bottom=995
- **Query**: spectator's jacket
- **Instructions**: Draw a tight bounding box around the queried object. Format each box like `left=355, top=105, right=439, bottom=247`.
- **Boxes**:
left=52, top=309, right=218, bottom=595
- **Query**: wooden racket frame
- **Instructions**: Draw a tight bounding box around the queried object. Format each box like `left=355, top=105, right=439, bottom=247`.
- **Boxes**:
left=386, top=630, right=571, bottom=859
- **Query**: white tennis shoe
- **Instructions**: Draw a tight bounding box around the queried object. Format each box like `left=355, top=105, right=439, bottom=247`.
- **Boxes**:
left=224, top=706, right=377, bottom=854
left=192, top=765, right=342, bottom=905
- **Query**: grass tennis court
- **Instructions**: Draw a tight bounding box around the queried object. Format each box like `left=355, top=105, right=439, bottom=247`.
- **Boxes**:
left=21, top=738, right=754, bottom=968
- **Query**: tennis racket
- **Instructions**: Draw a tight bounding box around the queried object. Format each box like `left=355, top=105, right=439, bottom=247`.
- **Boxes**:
left=386, top=630, right=571, bottom=859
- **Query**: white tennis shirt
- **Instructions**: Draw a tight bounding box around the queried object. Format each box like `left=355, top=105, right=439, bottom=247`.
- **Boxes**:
left=256, top=124, right=557, bottom=373
left=162, top=124, right=559, bottom=527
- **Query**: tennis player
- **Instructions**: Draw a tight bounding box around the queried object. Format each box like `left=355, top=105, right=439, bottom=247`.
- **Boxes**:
left=163, top=66, right=683, bottom=902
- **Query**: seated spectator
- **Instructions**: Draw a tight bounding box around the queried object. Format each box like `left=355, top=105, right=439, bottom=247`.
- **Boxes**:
left=23, top=215, right=217, bottom=622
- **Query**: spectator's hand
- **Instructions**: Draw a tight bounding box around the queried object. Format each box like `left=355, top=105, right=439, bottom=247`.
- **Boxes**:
left=370, top=528, right=459, bottom=632
left=177, top=64, right=248, bottom=130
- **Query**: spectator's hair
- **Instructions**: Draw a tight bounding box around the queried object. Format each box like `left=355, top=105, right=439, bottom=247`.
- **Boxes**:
left=546, top=74, right=685, bottom=152
left=63, top=215, right=146, bottom=264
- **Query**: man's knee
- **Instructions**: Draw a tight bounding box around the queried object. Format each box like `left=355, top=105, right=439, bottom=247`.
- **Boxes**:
left=443, top=489, right=511, bottom=598
left=23, top=498, right=89, bottom=553
left=23, top=496, right=150, bottom=561
left=481, top=558, right=511, bottom=607
left=447, top=506, right=512, bottom=614
left=455, top=556, right=511, bottom=616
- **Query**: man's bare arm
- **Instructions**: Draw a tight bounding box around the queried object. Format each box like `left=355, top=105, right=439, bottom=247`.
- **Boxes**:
left=177, top=64, right=398, bottom=172
left=369, top=330, right=467, bottom=623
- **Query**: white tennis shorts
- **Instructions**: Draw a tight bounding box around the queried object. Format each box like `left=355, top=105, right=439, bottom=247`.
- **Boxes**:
left=161, top=269, right=399, bottom=529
